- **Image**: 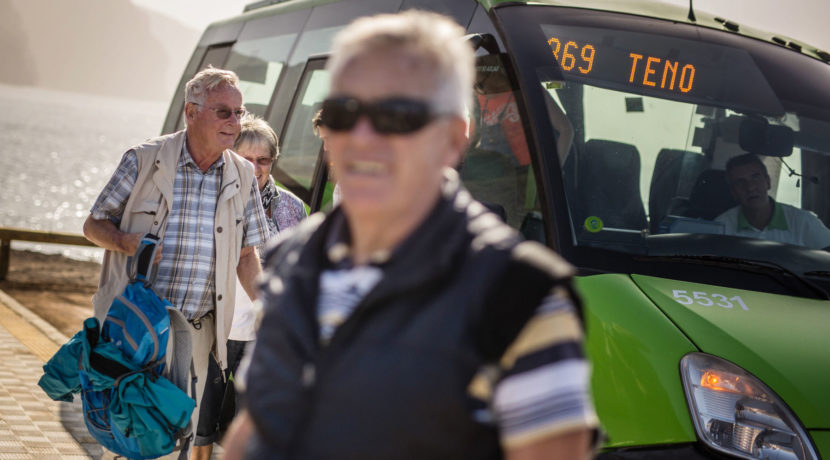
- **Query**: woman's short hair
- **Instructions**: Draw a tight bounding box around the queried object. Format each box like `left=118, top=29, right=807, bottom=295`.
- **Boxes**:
left=235, top=114, right=280, bottom=160
left=325, top=10, right=474, bottom=117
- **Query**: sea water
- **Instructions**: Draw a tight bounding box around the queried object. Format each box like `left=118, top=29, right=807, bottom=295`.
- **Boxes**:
left=0, top=83, right=168, bottom=261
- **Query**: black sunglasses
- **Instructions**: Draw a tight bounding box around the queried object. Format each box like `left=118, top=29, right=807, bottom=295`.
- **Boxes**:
left=319, top=97, right=447, bottom=134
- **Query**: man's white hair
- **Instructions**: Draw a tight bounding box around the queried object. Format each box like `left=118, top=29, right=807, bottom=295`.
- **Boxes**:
left=325, top=10, right=474, bottom=117
left=185, top=66, right=240, bottom=106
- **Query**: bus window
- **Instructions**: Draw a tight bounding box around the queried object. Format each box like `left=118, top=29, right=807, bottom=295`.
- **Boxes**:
left=264, top=0, right=399, bottom=150
left=548, top=83, right=705, bottom=235
left=289, top=0, right=400, bottom=67
left=274, top=60, right=330, bottom=205
left=222, top=11, right=308, bottom=118
left=540, top=79, right=830, bottom=250
left=500, top=5, right=830, bottom=257
left=224, top=46, right=284, bottom=118
left=199, top=45, right=233, bottom=76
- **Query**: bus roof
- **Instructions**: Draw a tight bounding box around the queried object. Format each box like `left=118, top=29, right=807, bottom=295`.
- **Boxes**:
left=229, top=0, right=829, bottom=63
left=498, top=0, right=829, bottom=63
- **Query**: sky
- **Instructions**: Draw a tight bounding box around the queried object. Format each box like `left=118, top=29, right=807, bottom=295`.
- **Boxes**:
left=131, top=0, right=252, bottom=30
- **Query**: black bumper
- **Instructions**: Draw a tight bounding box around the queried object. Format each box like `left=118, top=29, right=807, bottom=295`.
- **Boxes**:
left=598, top=443, right=733, bottom=459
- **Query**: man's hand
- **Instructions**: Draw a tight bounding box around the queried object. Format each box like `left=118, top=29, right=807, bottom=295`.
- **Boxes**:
left=505, top=428, right=594, bottom=460
left=237, top=246, right=262, bottom=301
left=83, top=216, right=163, bottom=263
left=222, top=409, right=255, bottom=460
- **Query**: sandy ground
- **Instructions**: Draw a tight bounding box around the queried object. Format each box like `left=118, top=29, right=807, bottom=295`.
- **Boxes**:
left=1, top=249, right=100, bottom=338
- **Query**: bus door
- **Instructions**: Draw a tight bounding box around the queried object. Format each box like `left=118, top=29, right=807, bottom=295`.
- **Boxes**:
left=273, top=56, right=331, bottom=211
left=463, top=39, right=548, bottom=244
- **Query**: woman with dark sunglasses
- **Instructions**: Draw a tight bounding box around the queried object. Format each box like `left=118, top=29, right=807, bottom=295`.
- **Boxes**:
left=226, top=11, right=596, bottom=460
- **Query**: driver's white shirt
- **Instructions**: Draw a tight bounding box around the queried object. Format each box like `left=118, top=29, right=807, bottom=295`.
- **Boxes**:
left=715, top=200, right=830, bottom=249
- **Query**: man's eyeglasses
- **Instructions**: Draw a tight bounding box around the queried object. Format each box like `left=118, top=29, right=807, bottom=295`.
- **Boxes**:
left=192, top=102, right=247, bottom=120
left=319, top=96, right=448, bottom=135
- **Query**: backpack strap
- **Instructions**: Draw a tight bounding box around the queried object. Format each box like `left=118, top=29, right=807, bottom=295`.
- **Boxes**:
left=127, top=233, right=162, bottom=286
left=164, top=307, right=194, bottom=396
left=165, top=307, right=195, bottom=457
left=84, top=318, right=136, bottom=379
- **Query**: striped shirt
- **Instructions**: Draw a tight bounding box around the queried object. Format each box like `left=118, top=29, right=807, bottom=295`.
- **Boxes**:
left=491, top=291, right=597, bottom=447
left=317, top=221, right=597, bottom=447
left=317, top=266, right=382, bottom=344
left=90, top=141, right=270, bottom=320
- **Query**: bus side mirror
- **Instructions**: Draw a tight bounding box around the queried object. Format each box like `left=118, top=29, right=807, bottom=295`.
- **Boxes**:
left=520, top=211, right=546, bottom=244
left=464, top=33, right=501, bottom=55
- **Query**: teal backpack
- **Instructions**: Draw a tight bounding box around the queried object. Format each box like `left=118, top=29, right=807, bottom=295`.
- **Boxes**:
left=40, top=234, right=196, bottom=459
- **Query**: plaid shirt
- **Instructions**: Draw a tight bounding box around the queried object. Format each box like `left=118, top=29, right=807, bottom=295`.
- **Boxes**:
left=90, top=141, right=270, bottom=320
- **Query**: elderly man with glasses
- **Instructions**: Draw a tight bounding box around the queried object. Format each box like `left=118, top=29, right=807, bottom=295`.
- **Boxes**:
left=225, top=11, right=597, bottom=460
left=83, top=66, right=270, bottom=458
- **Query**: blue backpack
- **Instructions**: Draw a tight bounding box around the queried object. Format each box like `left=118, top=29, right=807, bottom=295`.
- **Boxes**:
left=40, top=234, right=196, bottom=459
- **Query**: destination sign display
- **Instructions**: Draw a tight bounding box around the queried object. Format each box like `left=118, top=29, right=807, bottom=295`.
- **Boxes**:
left=539, top=24, right=783, bottom=115
left=547, top=36, right=696, bottom=94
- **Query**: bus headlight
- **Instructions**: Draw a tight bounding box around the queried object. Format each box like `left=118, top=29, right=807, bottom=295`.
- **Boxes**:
left=680, top=353, right=818, bottom=460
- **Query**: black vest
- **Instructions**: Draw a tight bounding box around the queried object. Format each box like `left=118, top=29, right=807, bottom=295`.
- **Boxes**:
left=245, top=176, right=577, bottom=460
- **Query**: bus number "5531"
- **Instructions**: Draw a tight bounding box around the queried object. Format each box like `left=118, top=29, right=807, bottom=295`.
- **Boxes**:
left=672, top=290, right=749, bottom=310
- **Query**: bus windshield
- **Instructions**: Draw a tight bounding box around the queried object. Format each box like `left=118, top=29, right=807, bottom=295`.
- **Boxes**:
left=494, top=4, right=830, bottom=276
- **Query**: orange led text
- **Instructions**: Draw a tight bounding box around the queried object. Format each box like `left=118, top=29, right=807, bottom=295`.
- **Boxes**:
left=548, top=37, right=595, bottom=75
left=628, top=53, right=695, bottom=93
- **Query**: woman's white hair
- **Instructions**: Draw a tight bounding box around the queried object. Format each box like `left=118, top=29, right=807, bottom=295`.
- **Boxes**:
left=325, top=10, right=474, bottom=117
left=235, top=114, right=280, bottom=160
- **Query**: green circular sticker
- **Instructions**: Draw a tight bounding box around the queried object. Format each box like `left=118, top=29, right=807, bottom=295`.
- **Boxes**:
left=584, top=216, right=603, bottom=233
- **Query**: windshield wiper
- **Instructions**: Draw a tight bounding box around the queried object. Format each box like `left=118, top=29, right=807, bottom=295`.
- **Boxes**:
left=638, top=255, right=830, bottom=300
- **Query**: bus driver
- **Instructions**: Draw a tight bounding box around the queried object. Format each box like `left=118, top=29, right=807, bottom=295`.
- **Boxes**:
left=715, top=153, right=830, bottom=249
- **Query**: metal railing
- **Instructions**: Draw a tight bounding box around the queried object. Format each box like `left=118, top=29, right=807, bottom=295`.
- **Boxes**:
left=0, top=227, right=96, bottom=280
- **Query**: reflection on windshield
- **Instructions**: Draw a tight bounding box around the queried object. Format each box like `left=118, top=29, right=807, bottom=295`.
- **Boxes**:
left=461, top=54, right=542, bottom=239
left=542, top=78, right=830, bottom=256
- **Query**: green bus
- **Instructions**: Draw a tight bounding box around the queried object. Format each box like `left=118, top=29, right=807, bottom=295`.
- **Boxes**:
left=163, top=1, right=830, bottom=458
